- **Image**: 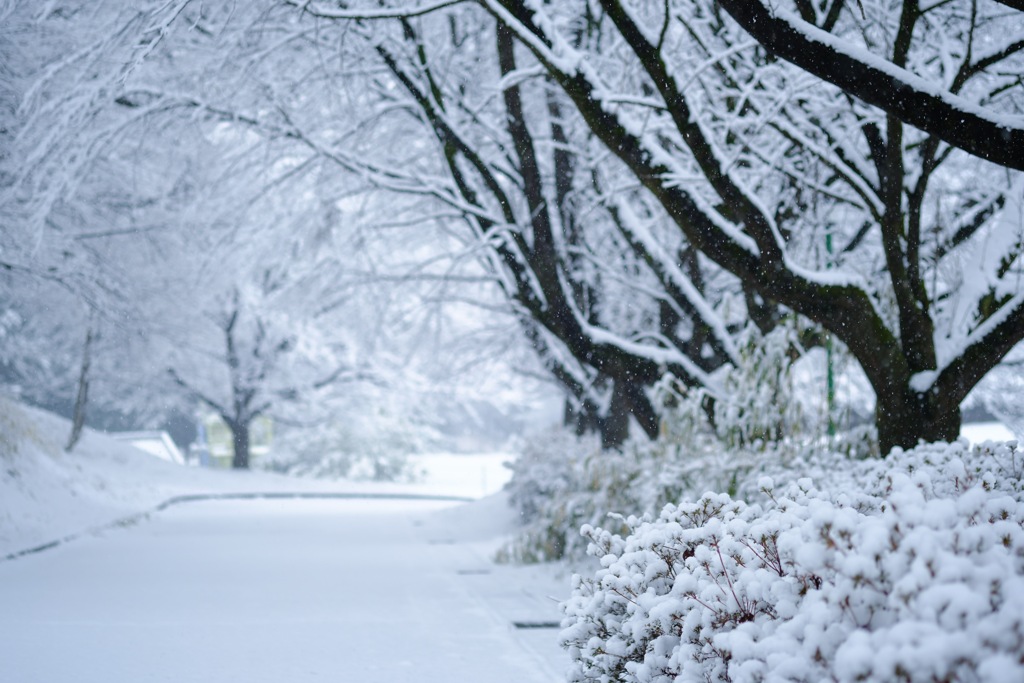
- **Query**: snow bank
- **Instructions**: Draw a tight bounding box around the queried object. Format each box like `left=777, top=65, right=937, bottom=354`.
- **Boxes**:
left=0, top=397, right=510, bottom=558
left=561, top=441, right=1024, bottom=682
left=0, top=396, right=200, bottom=555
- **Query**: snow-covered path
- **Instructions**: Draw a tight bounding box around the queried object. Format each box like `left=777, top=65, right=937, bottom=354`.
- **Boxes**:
left=0, top=497, right=567, bottom=683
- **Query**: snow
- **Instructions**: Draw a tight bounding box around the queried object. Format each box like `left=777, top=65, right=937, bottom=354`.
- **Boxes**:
left=0, top=397, right=513, bottom=558
left=910, top=369, right=937, bottom=393
left=0, top=497, right=567, bottom=682
left=0, top=397, right=571, bottom=681
left=961, top=420, right=1018, bottom=444
left=6, top=395, right=1023, bottom=682
left=760, top=5, right=1024, bottom=132
left=560, top=440, right=1024, bottom=682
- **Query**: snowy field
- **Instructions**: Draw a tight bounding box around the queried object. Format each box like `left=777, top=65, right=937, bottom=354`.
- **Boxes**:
left=0, top=398, right=570, bottom=681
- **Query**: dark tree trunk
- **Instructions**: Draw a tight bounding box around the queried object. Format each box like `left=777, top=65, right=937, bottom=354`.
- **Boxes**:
left=600, top=381, right=632, bottom=449
left=227, top=418, right=251, bottom=469
left=876, top=387, right=961, bottom=453
left=65, top=325, right=94, bottom=452
left=378, top=21, right=730, bottom=454
left=563, top=378, right=658, bottom=450
left=599, top=379, right=659, bottom=450
left=564, top=397, right=602, bottom=437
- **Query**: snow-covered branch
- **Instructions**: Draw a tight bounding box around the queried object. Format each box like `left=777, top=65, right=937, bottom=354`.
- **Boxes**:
left=716, top=0, right=1024, bottom=169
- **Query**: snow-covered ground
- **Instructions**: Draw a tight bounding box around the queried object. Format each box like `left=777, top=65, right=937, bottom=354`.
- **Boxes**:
left=0, top=497, right=568, bottom=682
left=6, top=397, right=1020, bottom=683
left=0, top=397, right=571, bottom=681
left=0, top=397, right=515, bottom=557
left=960, top=420, right=1017, bottom=444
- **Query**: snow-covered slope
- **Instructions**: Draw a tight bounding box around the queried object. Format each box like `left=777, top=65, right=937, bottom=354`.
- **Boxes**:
left=0, top=397, right=514, bottom=557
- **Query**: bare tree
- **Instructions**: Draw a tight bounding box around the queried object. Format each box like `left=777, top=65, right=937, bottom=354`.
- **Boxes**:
left=471, top=0, right=1024, bottom=452
left=284, top=3, right=755, bottom=446
left=10, top=0, right=1022, bottom=457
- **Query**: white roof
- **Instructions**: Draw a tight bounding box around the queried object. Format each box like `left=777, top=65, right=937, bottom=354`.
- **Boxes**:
left=109, top=430, right=186, bottom=465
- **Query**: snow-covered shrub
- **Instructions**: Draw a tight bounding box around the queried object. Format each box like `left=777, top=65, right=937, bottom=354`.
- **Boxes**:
left=503, top=325, right=879, bottom=565
left=561, top=441, right=1024, bottom=683
left=499, top=430, right=643, bottom=563
left=259, top=418, right=422, bottom=482
left=500, top=431, right=747, bottom=563
left=500, top=418, right=868, bottom=564
left=504, top=428, right=586, bottom=527
left=712, top=325, right=804, bottom=449
left=500, top=426, right=788, bottom=564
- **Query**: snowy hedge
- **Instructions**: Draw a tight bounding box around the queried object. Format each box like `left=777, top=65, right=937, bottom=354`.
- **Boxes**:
left=502, top=332, right=879, bottom=564
left=500, top=429, right=732, bottom=563
left=501, top=424, right=875, bottom=564
left=560, top=441, right=1024, bottom=683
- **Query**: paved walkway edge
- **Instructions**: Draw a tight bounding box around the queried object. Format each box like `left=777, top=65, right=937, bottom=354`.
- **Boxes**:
left=3, top=491, right=474, bottom=562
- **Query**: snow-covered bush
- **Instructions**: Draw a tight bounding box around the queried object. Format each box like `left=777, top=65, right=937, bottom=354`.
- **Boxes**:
left=259, top=418, right=423, bottom=482
left=504, top=428, right=587, bottom=527
left=501, top=431, right=791, bottom=564
left=500, top=419, right=875, bottom=564
left=501, top=431, right=749, bottom=563
left=561, top=441, right=1024, bottom=683
left=502, top=324, right=878, bottom=565
left=711, top=325, right=803, bottom=449
left=499, top=430, right=638, bottom=563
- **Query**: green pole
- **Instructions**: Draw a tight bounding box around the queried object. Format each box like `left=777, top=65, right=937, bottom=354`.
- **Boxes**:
left=825, top=231, right=835, bottom=437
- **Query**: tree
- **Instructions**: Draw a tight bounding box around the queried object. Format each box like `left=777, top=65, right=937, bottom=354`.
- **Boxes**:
left=0, top=267, right=174, bottom=450
left=11, top=0, right=1022, bottom=457
left=1, top=0, right=198, bottom=445
left=0, top=52, right=190, bottom=450
left=165, top=287, right=340, bottom=469
left=2, top=0, right=557, bottom=462
left=280, top=2, right=758, bottom=447
left=146, top=130, right=368, bottom=469
left=468, top=0, right=1024, bottom=453
left=715, top=0, right=1024, bottom=170
left=5, top=0, right=726, bottom=450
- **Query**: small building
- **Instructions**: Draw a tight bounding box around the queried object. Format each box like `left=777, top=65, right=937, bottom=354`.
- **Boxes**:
left=109, top=430, right=187, bottom=465
left=198, top=414, right=273, bottom=468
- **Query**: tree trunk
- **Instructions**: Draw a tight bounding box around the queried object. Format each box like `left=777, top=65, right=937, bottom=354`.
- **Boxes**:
left=564, top=397, right=602, bottom=437
left=562, top=377, right=659, bottom=450
left=597, top=379, right=659, bottom=450
left=600, top=381, right=632, bottom=449
left=875, top=386, right=960, bottom=454
left=227, top=418, right=251, bottom=469
left=65, top=324, right=94, bottom=452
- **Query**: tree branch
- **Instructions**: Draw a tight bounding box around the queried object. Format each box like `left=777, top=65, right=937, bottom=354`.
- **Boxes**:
left=287, top=0, right=469, bottom=21
left=937, top=296, right=1024, bottom=405
left=167, top=368, right=229, bottom=419
left=716, top=0, right=1024, bottom=170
